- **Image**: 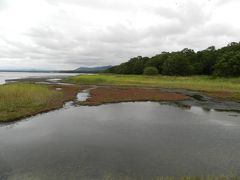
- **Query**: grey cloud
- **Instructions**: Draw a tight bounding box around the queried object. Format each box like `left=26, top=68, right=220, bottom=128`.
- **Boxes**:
left=214, top=0, right=236, bottom=6
left=28, top=28, right=80, bottom=51
left=46, top=0, right=134, bottom=11
left=155, top=2, right=211, bottom=28
left=0, top=0, right=239, bottom=69
left=200, top=24, right=240, bottom=38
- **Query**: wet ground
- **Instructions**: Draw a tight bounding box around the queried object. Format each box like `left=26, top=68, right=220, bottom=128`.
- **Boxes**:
left=162, top=88, right=240, bottom=112
left=7, top=76, right=240, bottom=112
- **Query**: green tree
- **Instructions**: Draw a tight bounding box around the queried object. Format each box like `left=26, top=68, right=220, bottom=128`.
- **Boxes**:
left=145, top=52, right=169, bottom=73
left=107, top=56, right=148, bottom=74
left=195, top=46, right=217, bottom=75
left=106, top=42, right=240, bottom=77
left=214, top=51, right=240, bottom=76
left=143, top=67, right=159, bottom=75
left=162, top=52, right=194, bottom=76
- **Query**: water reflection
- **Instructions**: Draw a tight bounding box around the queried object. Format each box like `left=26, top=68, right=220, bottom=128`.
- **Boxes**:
left=0, top=102, right=240, bottom=179
left=188, top=106, right=212, bottom=115
left=77, top=90, right=90, bottom=102
left=159, top=102, right=191, bottom=110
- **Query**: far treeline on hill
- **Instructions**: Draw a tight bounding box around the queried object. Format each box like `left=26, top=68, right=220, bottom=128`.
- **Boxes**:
left=106, top=42, right=240, bottom=77
left=75, top=66, right=112, bottom=73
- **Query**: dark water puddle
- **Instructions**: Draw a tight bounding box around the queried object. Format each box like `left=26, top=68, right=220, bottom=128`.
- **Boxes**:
left=0, top=102, right=240, bottom=179
left=189, top=94, right=207, bottom=101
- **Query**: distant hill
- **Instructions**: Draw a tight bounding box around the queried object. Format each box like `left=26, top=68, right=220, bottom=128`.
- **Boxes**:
left=0, top=66, right=113, bottom=73
left=74, top=66, right=112, bottom=73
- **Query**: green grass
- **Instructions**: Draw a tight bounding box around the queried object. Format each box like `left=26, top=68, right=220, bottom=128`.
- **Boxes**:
left=65, top=74, right=240, bottom=100
left=0, top=84, right=63, bottom=122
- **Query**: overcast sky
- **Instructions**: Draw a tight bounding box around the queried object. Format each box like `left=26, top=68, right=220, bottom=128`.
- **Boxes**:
left=0, top=0, right=240, bottom=70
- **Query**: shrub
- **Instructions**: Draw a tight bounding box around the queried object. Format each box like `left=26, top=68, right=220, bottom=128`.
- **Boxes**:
left=162, top=53, right=194, bottom=76
left=143, top=67, right=159, bottom=75
left=214, top=51, right=240, bottom=77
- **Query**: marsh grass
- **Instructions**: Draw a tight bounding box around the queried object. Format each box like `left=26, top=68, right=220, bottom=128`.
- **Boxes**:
left=0, top=84, right=63, bottom=122
left=66, top=74, right=240, bottom=100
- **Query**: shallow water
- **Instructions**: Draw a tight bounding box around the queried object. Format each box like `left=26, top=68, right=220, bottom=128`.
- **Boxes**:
left=0, top=102, right=240, bottom=179
left=0, top=72, right=79, bottom=84
left=77, top=89, right=91, bottom=102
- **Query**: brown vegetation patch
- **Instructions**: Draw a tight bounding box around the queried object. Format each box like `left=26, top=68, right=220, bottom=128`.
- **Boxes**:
left=43, top=85, right=79, bottom=110
left=206, top=91, right=237, bottom=100
left=83, top=87, right=189, bottom=106
left=49, top=85, right=87, bottom=102
left=44, top=85, right=92, bottom=110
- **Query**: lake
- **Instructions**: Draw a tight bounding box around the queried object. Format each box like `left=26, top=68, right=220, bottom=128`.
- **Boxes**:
left=0, top=72, right=79, bottom=84
left=0, top=102, right=240, bottom=179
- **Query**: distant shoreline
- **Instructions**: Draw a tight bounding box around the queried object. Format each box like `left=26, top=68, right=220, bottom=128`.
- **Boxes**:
left=0, top=65, right=112, bottom=73
left=0, top=70, right=95, bottom=73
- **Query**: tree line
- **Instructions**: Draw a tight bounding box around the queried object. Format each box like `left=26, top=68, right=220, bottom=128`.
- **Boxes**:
left=106, top=42, right=240, bottom=76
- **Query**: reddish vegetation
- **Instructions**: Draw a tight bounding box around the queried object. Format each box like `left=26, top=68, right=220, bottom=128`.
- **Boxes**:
left=35, top=85, right=91, bottom=113
left=49, top=85, right=83, bottom=102
left=206, top=91, right=236, bottom=100
left=30, top=85, right=84, bottom=116
left=47, top=85, right=92, bottom=108
left=83, top=87, right=189, bottom=106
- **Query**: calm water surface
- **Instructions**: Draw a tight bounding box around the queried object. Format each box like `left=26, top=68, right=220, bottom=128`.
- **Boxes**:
left=0, top=72, right=79, bottom=84
left=0, top=102, right=240, bottom=179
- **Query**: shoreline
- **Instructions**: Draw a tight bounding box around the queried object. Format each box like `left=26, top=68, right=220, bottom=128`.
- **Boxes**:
left=79, top=85, right=240, bottom=112
left=0, top=83, right=87, bottom=123
left=1, top=75, right=240, bottom=123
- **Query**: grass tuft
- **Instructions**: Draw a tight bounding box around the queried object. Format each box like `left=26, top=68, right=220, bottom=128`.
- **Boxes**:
left=0, top=84, right=63, bottom=122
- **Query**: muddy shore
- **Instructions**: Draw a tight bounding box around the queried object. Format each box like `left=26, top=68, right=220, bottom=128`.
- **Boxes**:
left=4, top=76, right=240, bottom=122
left=78, top=85, right=240, bottom=113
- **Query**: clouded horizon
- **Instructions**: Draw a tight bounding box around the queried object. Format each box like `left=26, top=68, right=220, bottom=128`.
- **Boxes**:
left=0, top=0, right=240, bottom=70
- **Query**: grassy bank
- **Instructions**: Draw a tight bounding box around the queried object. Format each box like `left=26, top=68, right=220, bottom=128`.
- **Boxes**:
left=66, top=74, right=240, bottom=100
left=0, top=84, right=81, bottom=122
